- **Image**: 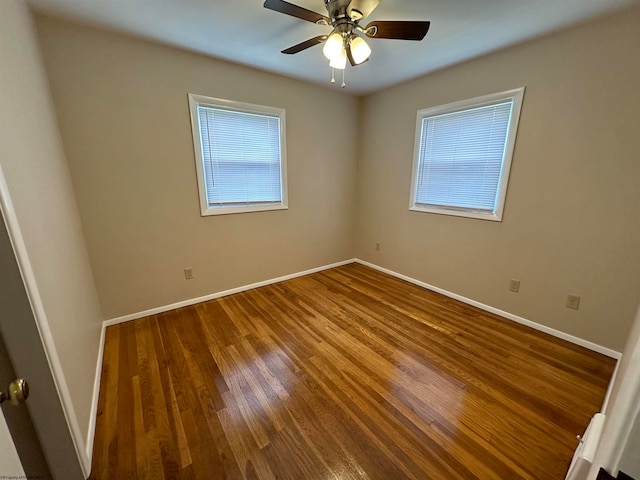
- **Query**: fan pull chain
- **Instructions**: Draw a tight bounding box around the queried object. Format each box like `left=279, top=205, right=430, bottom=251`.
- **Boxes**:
left=330, top=67, right=336, bottom=84
left=341, top=68, right=346, bottom=88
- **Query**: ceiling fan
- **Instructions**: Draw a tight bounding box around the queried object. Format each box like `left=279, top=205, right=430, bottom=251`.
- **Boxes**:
left=263, top=0, right=430, bottom=86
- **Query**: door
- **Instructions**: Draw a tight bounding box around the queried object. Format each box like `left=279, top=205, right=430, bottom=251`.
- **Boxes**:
left=0, top=329, right=50, bottom=478
left=0, top=209, right=84, bottom=479
left=0, top=408, right=24, bottom=476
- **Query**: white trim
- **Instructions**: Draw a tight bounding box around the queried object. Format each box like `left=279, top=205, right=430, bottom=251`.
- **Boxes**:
left=104, top=259, right=356, bottom=327
left=409, top=87, right=525, bottom=222
left=92, top=255, right=621, bottom=466
left=85, top=322, right=106, bottom=462
left=566, top=412, right=606, bottom=480
left=187, top=93, right=288, bottom=217
left=102, top=256, right=622, bottom=358
left=355, top=259, right=621, bottom=359
left=96, top=260, right=358, bottom=455
left=600, top=355, right=621, bottom=414
left=0, top=164, right=91, bottom=476
left=198, top=203, right=288, bottom=217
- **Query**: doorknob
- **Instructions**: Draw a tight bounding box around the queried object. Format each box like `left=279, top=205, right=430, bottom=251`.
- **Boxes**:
left=0, top=379, right=29, bottom=405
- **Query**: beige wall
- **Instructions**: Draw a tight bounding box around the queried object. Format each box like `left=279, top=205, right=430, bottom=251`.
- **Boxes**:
left=35, top=16, right=358, bottom=319
left=355, top=8, right=640, bottom=352
left=34, top=9, right=640, bottom=352
left=0, top=0, right=103, bottom=471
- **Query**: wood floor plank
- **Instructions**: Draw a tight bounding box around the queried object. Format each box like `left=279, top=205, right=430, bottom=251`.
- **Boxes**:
left=90, top=263, right=616, bottom=479
left=116, top=321, right=136, bottom=479
left=158, top=314, right=231, bottom=479
left=218, top=390, right=277, bottom=480
left=165, top=370, right=192, bottom=469
left=312, top=336, right=525, bottom=479
left=133, top=319, right=164, bottom=479
left=241, top=334, right=368, bottom=480
left=132, top=375, right=149, bottom=479
left=101, top=324, right=120, bottom=480
left=142, top=316, right=181, bottom=479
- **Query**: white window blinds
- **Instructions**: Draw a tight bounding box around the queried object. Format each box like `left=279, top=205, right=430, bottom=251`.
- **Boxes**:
left=410, top=88, right=524, bottom=221
left=197, top=105, right=283, bottom=207
left=414, top=101, right=513, bottom=213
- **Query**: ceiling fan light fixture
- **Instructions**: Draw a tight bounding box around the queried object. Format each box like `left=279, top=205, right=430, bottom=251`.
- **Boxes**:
left=349, top=35, right=371, bottom=64
left=322, top=31, right=344, bottom=60
left=329, top=47, right=347, bottom=69
left=263, top=0, right=431, bottom=86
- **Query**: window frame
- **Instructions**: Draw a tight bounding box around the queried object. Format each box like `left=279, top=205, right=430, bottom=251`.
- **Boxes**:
left=188, top=93, right=288, bottom=216
left=409, top=87, right=525, bottom=222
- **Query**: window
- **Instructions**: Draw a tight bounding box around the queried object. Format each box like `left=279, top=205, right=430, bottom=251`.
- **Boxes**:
left=409, top=88, right=524, bottom=221
left=188, top=94, right=287, bottom=216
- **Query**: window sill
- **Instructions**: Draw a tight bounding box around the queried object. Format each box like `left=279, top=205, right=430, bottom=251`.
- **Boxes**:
left=409, top=204, right=502, bottom=222
left=201, top=203, right=288, bottom=217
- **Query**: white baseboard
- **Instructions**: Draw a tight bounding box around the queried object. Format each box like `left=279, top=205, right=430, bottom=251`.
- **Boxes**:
left=86, top=258, right=355, bottom=463
left=355, top=259, right=621, bottom=360
left=88, top=256, right=621, bottom=464
left=103, top=259, right=356, bottom=327
left=85, top=322, right=106, bottom=464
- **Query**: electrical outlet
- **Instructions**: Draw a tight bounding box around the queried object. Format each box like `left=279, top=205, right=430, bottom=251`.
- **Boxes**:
left=375, top=242, right=380, bottom=251
left=567, top=294, right=580, bottom=310
left=184, top=268, right=194, bottom=280
left=509, top=279, right=520, bottom=293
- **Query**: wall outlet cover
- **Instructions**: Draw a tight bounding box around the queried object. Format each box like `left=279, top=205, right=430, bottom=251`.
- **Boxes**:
left=567, top=294, right=580, bottom=310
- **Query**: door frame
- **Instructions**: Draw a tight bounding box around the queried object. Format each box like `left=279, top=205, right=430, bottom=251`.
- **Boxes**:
left=0, top=164, right=89, bottom=477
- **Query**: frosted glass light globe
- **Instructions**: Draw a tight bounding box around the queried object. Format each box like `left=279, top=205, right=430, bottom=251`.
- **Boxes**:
left=323, top=32, right=344, bottom=61
left=350, top=36, right=371, bottom=64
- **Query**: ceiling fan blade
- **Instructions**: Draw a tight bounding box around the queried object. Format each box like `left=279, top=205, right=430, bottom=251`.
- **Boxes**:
left=282, top=36, right=328, bottom=54
left=364, top=20, right=431, bottom=40
left=263, top=0, right=330, bottom=25
left=347, top=0, right=381, bottom=20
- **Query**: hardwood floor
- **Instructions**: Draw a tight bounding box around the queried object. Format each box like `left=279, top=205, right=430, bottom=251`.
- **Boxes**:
left=89, top=263, right=616, bottom=479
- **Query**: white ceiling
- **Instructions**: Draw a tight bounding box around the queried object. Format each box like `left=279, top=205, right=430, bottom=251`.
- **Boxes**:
left=27, top=0, right=639, bottom=95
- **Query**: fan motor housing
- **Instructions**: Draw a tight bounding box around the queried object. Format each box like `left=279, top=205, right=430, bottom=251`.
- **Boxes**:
left=325, top=0, right=356, bottom=24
